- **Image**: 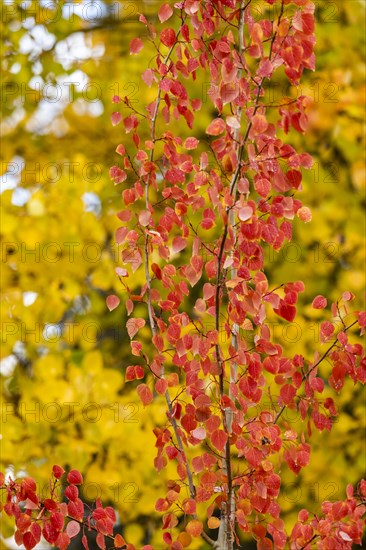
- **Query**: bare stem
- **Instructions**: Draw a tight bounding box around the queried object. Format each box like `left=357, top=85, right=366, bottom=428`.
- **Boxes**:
left=215, top=3, right=248, bottom=547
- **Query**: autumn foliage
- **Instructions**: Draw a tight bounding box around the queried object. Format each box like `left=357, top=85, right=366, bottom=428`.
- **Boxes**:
left=1, top=1, right=365, bottom=549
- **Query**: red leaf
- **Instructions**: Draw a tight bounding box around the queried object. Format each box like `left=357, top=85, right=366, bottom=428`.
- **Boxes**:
left=24, top=496, right=39, bottom=509
left=114, top=534, right=126, bottom=548
left=116, top=143, right=125, bottom=156
left=142, top=68, right=155, bottom=87
left=126, top=318, right=145, bottom=339
left=138, top=210, right=151, bottom=227
left=111, top=112, right=122, bottom=126
left=257, top=538, right=273, bottom=550
left=192, top=427, right=206, bottom=440
left=152, top=334, right=164, bottom=351
left=257, top=58, right=273, bottom=78
left=206, top=118, right=225, bottom=135
left=29, top=523, right=41, bottom=543
left=137, top=384, right=153, bottom=406
left=211, top=429, right=228, bottom=452
left=65, top=485, right=78, bottom=501
left=312, top=410, right=330, bottom=431
left=126, top=299, right=133, bottom=316
left=50, top=512, right=64, bottom=531
left=184, top=137, right=199, bottom=149
left=172, top=237, right=187, bottom=254
left=163, top=533, right=172, bottom=544
left=292, top=281, right=305, bottom=293
left=66, top=520, right=80, bottom=539
left=56, top=532, right=71, bottom=550
left=52, top=465, right=65, bottom=479
left=238, top=206, right=253, bottom=222
left=110, top=166, right=127, bottom=184
left=130, top=38, right=143, bottom=54
left=293, top=11, right=315, bottom=35
left=342, top=290, right=354, bottom=302
left=160, top=28, right=176, bottom=47
left=320, top=321, right=334, bottom=343
left=181, top=414, right=197, bottom=433
left=310, top=377, right=324, bottom=393
left=82, top=534, right=90, bottom=550
left=297, top=206, right=312, bottom=222
left=254, top=177, right=271, bottom=198
left=151, top=263, right=162, bottom=280
left=182, top=498, right=196, bottom=515
left=158, top=3, right=173, bottom=23
left=126, top=365, right=144, bottom=381
left=252, top=114, right=268, bottom=133
left=155, top=378, right=168, bottom=395
left=186, top=519, right=203, bottom=537
left=206, top=415, right=221, bottom=433
left=67, top=470, right=83, bottom=485
left=202, top=208, right=215, bottom=230
left=131, top=341, right=142, bottom=355
left=22, top=477, right=37, bottom=492
left=274, top=301, right=296, bottom=322
left=67, top=498, right=84, bottom=520
left=42, top=522, right=59, bottom=544
left=298, top=509, right=309, bottom=522
left=287, top=169, right=302, bottom=189
left=23, top=532, right=38, bottom=550
left=245, top=447, right=263, bottom=467
left=96, top=532, right=106, bottom=550
left=280, top=384, right=296, bottom=405
left=43, top=498, right=58, bottom=511
left=166, top=167, right=185, bottom=183
left=312, top=295, right=327, bottom=309
left=106, top=295, right=120, bottom=311
left=155, top=498, right=168, bottom=512
left=330, top=363, right=345, bottom=387
left=115, top=267, right=128, bottom=277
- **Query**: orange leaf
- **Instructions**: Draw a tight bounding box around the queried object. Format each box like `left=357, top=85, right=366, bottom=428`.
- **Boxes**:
left=177, top=533, right=192, bottom=547
left=114, top=534, right=126, bottom=548
left=207, top=517, right=220, bottom=529
left=206, top=118, right=225, bottom=135
left=136, top=384, right=153, bottom=406
left=211, top=429, right=228, bottom=451
left=186, top=519, right=203, bottom=537
left=182, top=498, right=196, bottom=515
left=126, top=318, right=145, bottom=339
left=155, top=378, right=168, bottom=395
left=257, top=538, right=273, bottom=550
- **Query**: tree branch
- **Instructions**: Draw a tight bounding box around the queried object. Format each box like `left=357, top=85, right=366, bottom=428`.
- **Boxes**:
left=274, top=319, right=359, bottom=424
left=142, top=17, right=214, bottom=548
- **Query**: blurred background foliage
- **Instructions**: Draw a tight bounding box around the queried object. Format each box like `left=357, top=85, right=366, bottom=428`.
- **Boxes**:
left=0, top=0, right=365, bottom=548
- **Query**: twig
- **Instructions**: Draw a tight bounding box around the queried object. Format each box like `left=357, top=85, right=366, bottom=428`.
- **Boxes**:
left=274, top=319, right=359, bottom=424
